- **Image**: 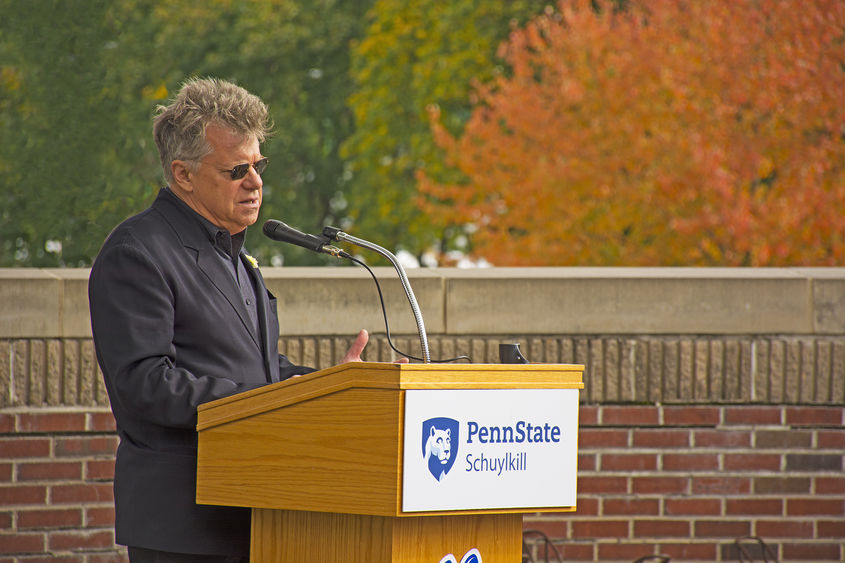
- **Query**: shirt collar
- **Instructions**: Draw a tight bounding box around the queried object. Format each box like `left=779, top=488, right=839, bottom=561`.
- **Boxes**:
left=163, top=187, right=246, bottom=260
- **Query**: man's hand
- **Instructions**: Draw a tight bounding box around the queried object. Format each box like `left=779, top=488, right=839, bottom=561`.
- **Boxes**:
left=340, top=329, right=369, bottom=363
left=339, top=329, right=409, bottom=364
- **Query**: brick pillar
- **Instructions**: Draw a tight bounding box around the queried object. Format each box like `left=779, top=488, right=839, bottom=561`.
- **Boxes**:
left=0, top=408, right=126, bottom=563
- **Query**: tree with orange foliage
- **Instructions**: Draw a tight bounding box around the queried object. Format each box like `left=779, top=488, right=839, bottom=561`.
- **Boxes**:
left=418, top=0, right=845, bottom=266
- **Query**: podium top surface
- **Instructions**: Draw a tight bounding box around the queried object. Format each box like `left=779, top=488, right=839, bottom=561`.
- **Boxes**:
left=197, top=362, right=583, bottom=432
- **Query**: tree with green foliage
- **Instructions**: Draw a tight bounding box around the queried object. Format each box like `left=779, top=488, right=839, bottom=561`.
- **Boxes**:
left=0, top=0, right=157, bottom=266
left=342, top=0, right=547, bottom=263
left=0, top=0, right=372, bottom=267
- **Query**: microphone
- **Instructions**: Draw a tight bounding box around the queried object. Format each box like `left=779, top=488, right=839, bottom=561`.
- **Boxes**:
left=262, top=220, right=348, bottom=257
left=262, top=219, right=326, bottom=251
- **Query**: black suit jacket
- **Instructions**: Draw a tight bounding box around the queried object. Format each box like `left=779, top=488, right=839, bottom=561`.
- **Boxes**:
left=89, top=188, right=313, bottom=555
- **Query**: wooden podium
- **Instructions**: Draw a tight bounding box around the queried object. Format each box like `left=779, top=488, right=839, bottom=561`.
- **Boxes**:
left=196, top=362, right=583, bottom=562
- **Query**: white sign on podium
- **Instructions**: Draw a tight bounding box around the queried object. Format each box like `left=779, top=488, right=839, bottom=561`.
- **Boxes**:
left=402, top=388, right=579, bottom=512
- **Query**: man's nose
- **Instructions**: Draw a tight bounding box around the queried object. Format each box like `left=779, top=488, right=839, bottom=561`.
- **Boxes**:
left=242, top=167, right=263, bottom=189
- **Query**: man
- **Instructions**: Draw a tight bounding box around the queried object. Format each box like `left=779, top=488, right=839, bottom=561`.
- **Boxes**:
left=89, top=77, right=369, bottom=562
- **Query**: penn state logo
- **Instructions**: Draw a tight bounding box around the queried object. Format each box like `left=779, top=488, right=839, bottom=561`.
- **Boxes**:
left=439, top=548, right=482, bottom=563
left=422, top=417, right=459, bottom=481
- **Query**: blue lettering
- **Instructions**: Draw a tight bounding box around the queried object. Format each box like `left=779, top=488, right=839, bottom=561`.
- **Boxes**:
left=465, top=420, right=562, bottom=444
left=516, top=420, right=526, bottom=442
left=467, top=421, right=479, bottom=443
left=464, top=452, right=528, bottom=475
left=502, top=425, right=514, bottom=443
left=489, top=426, right=501, bottom=443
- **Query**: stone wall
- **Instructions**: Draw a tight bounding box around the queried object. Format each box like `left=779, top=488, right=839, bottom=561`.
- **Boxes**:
left=1, top=267, right=844, bottom=562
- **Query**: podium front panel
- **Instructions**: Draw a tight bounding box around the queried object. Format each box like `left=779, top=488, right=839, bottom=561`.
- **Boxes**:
left=251, top=509, right=522, bottom=562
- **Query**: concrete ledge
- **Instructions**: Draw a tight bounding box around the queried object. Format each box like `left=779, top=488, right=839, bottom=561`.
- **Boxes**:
left=0, top=269, right=63, bottom=337
left=263, top=267, right=445, bottom=336
left=444, top=268, right=816, bottom=335
left=797, top=268, right=845, bottom=334
left=45, top=268, right=92, bottom=338
left=2, top=267, right=845, bottom=338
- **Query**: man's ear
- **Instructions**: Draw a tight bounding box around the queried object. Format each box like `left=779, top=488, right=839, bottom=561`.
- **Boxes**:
left=171, top=160, right=193, bottom=192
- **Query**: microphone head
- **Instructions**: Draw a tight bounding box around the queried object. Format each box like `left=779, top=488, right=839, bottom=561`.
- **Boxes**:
left=262, top=219, right=326, bottom=252
left=262, top=219, right=286, bottom=239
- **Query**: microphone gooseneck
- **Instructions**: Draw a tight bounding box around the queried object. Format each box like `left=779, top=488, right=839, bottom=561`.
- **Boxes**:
left=261, top=219, right=431, bottom=363
left=329, top=229, right=431, bottom=364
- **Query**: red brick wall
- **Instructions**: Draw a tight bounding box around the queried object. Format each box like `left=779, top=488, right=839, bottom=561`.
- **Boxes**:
left=3, top=405, right=843, bottom=562
left=0, top=409, right=126, bottom=563
left=525, top=404, right=845, bottom=562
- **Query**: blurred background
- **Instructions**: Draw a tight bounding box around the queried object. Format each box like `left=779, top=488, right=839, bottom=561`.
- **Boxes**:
left=1, top=0, right=843, bottom=269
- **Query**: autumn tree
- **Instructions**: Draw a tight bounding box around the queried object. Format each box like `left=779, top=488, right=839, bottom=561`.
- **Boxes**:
left=418, top=0, right=845, bottom=266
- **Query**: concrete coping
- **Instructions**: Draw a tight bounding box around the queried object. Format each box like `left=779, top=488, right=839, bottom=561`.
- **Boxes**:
left=2, top=267, right=845, bottom=338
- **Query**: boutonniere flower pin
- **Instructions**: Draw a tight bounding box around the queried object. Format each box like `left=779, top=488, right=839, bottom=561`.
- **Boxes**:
left=244, top=254, right=259, bottom=269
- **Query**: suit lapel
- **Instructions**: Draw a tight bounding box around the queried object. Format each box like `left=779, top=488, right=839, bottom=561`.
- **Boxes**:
left=152, top=190, right=261, bottom=351
left=241, top=253, right=277, bottom=382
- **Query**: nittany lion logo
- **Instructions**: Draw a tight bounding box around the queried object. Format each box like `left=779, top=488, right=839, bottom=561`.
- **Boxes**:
left=439, top=548, right=482, bottom=563
left=421, top=417, right=459, bottom=481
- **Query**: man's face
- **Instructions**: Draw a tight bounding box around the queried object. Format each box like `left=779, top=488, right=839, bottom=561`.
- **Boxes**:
left=179, top=123, right=264, bottom=234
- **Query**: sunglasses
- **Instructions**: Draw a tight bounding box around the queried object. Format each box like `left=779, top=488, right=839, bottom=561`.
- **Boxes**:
left=225, top=157, right=269, bottom=180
